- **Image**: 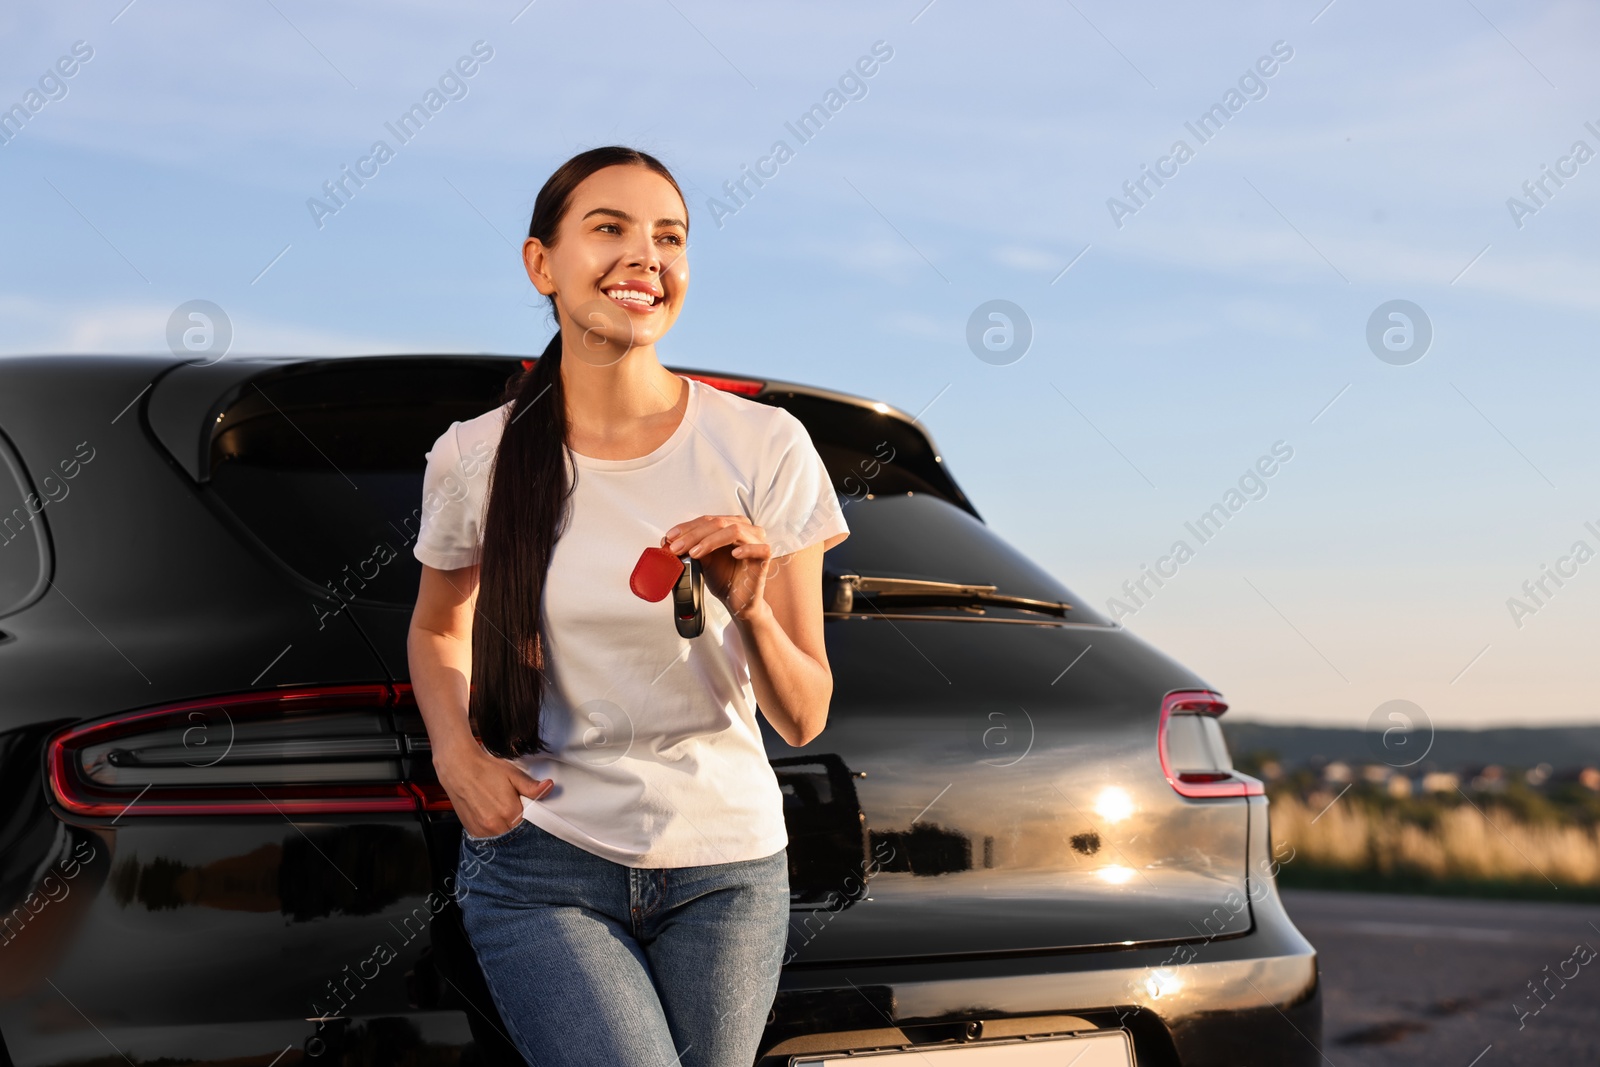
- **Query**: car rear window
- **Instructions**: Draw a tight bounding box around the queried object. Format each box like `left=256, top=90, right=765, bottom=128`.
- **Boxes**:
left=824, top=492, right=1102, bottom=620
left=207, top=359, right=513, bottom=606
left=203, top=358, right=1089, bottom=617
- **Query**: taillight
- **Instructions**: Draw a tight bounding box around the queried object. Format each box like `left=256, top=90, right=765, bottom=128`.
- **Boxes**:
left=679, top=373, right=764, bottom=396
left=1157, top=689, right=1263, bottom=798
left=392, top=684, right=455, bottom=812
left=47, top=685, right=423, bottom=817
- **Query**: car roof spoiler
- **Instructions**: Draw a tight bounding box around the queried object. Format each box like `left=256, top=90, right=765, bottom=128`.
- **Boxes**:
left=142, top=354, right=978, bottom=517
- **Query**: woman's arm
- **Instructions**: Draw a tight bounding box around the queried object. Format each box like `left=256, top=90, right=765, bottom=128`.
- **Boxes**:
left=407, top=562, right=551, bottom=837
left=738, top=542, right=833, bottom=746
left=666, top=519, right=832, bottom=747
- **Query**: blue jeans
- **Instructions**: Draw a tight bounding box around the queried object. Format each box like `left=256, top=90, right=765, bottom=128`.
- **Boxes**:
left=456, top=819, right=789, bottom=1067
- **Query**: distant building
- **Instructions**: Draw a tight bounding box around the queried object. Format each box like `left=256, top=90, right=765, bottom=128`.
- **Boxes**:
left=1547, top=766, right=1600, bottom=791
left=1420, top=772, right=1460, bottom=793
left=1361, top=764, right=1391, bottom=784
left=1323, top=761, right=1352, bottom=784
left=1386, top=775, right=1412, bottom=799
left=1460, top=764, right=1506, bottom=792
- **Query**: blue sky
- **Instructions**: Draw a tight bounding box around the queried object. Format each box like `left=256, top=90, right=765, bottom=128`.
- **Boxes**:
left=3, top=0, right=1597, bottom=729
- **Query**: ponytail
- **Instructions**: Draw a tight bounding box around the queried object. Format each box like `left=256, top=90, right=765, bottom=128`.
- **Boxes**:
left=470, top=329, right=571, bottom=757
left=468, top=146, right=686, bottom=757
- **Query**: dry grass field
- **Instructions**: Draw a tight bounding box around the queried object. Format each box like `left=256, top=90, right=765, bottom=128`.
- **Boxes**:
left=1267, top=789, right=1600, bottom=900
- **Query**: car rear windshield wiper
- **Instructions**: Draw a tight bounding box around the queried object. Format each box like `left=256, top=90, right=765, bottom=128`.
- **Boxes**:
left=827, top=574, right=1072, bottom=617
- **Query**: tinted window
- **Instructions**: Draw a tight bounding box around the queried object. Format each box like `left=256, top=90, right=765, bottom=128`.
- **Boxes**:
left=826, top=493, right=1103, bottom=622
left=208, top=360, right=514, bottom=605
left=204, top=359, right=1080, bottom=617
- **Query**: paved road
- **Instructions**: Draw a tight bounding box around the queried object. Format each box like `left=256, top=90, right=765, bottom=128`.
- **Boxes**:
left=1280, top=888, right=1600, bottom=1066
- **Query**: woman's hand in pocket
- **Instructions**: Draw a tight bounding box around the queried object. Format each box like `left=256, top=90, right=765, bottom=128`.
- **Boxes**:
left=436, top=742, right=551, bottom=838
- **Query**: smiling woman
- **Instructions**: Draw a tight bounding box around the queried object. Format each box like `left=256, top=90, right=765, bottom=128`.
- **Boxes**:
left=405, top=147, right=848, bottom=1067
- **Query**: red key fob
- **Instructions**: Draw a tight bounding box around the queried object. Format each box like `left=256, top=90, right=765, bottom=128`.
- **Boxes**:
left=630, top=546, right=685, bottom=602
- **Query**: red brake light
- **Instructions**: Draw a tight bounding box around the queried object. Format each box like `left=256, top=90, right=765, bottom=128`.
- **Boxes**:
left=47, top=685, right=420, bottom=817
left=1157, top=689, right=1263, bottom=798
left=679, top=373, right=764, bottom=396
left=390, top=684, right=456, bottom=811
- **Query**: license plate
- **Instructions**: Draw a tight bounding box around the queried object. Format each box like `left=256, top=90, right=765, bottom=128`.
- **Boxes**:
left=793, top=1030, right=1135, bottom=1066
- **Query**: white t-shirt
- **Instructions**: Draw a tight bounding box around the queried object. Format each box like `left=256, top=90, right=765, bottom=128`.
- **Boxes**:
left=412, top=374, right=849, bottom=868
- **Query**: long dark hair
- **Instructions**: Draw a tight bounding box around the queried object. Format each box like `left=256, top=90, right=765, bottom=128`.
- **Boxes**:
left=470, top=146, right=687, bottom=758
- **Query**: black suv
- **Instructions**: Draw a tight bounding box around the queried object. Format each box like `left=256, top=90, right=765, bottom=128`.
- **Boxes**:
left=0, top=354, right=1319, bottom=1066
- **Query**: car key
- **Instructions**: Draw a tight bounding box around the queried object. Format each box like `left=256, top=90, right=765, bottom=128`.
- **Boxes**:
left=672, top=555, right=704, bottom=638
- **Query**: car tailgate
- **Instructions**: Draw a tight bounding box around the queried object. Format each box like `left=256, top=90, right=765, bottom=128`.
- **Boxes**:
left=770, top=619, right=1253, bottom=964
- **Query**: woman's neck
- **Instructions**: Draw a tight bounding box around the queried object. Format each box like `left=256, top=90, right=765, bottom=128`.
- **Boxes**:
left=559, top=342, right=688, bottom=461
